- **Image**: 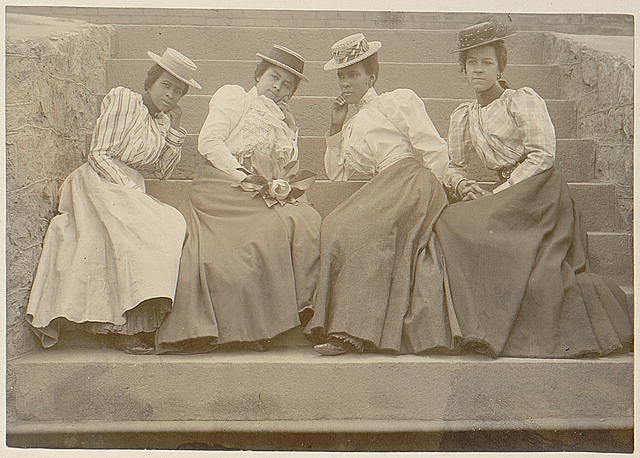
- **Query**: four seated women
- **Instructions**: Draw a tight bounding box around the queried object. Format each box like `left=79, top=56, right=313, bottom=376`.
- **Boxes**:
left=25, top=21, right=632, bottom=358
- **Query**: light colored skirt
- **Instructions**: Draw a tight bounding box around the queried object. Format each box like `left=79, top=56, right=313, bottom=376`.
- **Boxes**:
left=25, top=162, right=187, bottom=347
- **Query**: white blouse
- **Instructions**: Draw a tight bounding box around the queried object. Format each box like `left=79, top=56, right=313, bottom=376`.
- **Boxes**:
left=325, top=88, right=448, bottom=182
left=445, top=87, right=556, bottom=194
left=198, top=85, right=298, bottom=180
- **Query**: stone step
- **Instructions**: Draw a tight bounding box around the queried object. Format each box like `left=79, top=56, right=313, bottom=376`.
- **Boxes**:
left=586, top=232, right=633, bottom=287
left=136, top=95, right=576, bottom=139
left=152, top=136, right=595, bottom=183
left=146, top=180, right=621, bottom=233
left=7, top=348, right=633, bottom=432
left=113, top=26, right=546, bottom=64
left=108, top=59, right=561, bottom=99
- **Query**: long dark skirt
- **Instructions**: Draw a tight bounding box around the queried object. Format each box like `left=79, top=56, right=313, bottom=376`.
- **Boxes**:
left=433, top=168, right=632, bottom=358
left=156, top=165, right=321, bottom=353
left=304, top=158, right=453, bottom=353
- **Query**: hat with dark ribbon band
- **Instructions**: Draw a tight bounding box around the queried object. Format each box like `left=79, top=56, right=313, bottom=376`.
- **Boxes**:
left=147, top=48, right=201, bottom=89
left=256, top=44, right=309, bottom=82
left=452, top=17, right=515, bottom=53
left=324, top=33, right=382, bottom=71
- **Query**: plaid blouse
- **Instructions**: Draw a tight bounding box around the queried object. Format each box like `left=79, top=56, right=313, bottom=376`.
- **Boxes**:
left=444, top=87, right=556, bottom=194
left=87, top=87, right=186, bottom=189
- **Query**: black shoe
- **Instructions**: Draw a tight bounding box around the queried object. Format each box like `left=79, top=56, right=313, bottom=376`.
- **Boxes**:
left=313, top=341, right=348, bottom=356
left=113, top=333, right=155, bottom=355
left=247, top=340, right=269, bottom=352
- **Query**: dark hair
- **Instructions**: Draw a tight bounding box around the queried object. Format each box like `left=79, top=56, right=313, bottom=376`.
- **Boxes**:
left=144, top=64, right=189, bottom=96
left=254, top=61, right=301, bottom=95
left=360, top=53, right=380, bottom=86
left=458, top=40, right=509, bottom=89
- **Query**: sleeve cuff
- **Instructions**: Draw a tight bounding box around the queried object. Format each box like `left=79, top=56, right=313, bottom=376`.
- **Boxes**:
left=453, top=177, right=467, bottom=195
left=166, top=127, right=187, bottom=147
left=493, top=180, right=511, bottom=194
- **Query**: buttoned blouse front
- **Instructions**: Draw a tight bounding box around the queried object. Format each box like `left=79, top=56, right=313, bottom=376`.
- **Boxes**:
left=445, top=87, right=556, bottom=193
left=87, top=86, right=187, bottom=189
left=325, top=88, right=448, bottom=182
left=198, top=85, right=298, bottom=179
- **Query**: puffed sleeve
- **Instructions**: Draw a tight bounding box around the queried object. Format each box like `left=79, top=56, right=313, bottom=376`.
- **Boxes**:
left=324, top=130, right=353, bottom=181
left=378, top=89, right=448, bottom=181
left=154, top=121, right=187, bottom=179
left=198, top=85, right=249, bottom=180
left=494, top=87, right=556, bottom=193
left=87, top=87, right=141, bottom=189
left=444, top=102, right=472, bottom=193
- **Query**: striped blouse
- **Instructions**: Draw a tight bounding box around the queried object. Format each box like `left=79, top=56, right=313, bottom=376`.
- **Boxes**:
left=87, top=86, right=187, bottom=188
left=445, top=87, right=556, bottom=194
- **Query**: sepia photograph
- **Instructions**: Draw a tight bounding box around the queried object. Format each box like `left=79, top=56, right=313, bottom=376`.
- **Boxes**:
left=4, top=1, right=636, bottom=454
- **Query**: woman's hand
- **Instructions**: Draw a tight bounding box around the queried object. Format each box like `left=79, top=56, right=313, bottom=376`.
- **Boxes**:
left=329, top=95, right=349, bottom=136
left=277, top=97, right=297, bottom=131
left=457, top=179, right=490, bottom=201
left=167, top=104, right=182, bottom=130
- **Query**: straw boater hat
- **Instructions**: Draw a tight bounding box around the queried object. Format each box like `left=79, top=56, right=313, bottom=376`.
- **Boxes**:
left=452, top=17, right=515, bottom=53
left=323, top=33, right=382, bottom=71
left=147, top=48, right=202, bottom=89
left=256, top=45, right=309, bottom=82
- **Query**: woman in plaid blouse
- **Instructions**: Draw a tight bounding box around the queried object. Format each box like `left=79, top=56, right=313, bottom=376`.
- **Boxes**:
left=25, top=49, right=200, bottom=354
left=430, top=18, right=632, bottom=358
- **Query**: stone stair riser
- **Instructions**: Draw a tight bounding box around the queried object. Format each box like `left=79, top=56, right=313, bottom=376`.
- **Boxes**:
left=142, top=136, right=595, bottom=183
left=145, top=180, right=621, bottom=232
left=114, top=26, right=546, bottom=64
left=586, top=232, right=633, bottom=285
left=108, top=60, right=561, bottom=99
left=8, top=350, right=633, bottom=424
left=109, top=95, right=575, bottom=139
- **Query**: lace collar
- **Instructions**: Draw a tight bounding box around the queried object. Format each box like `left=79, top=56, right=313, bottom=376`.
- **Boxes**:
left=356, top=87, right=378, bottom=111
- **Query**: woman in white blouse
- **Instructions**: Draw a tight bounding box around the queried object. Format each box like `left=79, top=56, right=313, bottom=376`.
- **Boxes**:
left=304, top=34, right=451, bottom=356
left=26, top=48, right=200, bottom=353
left=432, top=18, right=632, bottom=357
left=156, top=45, right=321, bottom=353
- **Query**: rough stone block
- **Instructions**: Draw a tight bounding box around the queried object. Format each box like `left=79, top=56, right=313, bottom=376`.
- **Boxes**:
left=6, top=14, right=114, bottom=359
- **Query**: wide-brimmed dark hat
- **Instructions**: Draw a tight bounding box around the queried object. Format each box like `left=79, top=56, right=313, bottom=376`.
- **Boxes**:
left=256, top=44, right=309, bottom=82
left=452, top=17, right=515, bottom=53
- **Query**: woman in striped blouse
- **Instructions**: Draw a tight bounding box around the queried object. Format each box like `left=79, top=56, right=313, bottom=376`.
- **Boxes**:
left=429, top=19, right=632, bottom=358
left=25, top=48, right=201, bottom=354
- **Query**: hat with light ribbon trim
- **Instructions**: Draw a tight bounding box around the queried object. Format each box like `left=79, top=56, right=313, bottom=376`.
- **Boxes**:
left=324, top=33, right=382, bottom=71
left=453, top=17, right=515, bottom=53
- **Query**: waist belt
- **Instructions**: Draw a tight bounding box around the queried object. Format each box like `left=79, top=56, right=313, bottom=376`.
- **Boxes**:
left=496, top=157, right=526, bottom=183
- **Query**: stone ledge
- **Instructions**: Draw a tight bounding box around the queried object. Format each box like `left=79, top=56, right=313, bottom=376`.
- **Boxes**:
left=5, top=7, right=634, bottom=35
left=8, top=416, right=633, bottom=436
left=8, top=348, right=633, bottom=425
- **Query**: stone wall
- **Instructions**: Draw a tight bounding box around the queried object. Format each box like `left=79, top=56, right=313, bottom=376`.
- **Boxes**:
left=6, top=14, right=115, bottom=358
left=6, top=7, right=634, bottom=36
left=542, top=33, right=634, bottom=232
